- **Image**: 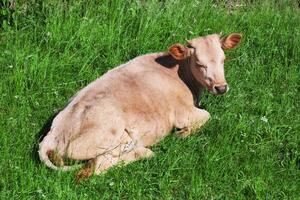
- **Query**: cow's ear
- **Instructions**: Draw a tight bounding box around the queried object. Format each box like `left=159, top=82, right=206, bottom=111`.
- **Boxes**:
left=221, top=33, right=242, bottom=50
left=168, top=43, right=191, bottom=60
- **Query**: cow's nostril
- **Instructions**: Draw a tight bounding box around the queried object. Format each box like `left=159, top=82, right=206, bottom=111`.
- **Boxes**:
left=214, top=85, right=228, bottom=94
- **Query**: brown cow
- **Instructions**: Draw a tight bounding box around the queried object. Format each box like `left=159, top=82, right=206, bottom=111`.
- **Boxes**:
left=38, top=33, right=241, bottom=180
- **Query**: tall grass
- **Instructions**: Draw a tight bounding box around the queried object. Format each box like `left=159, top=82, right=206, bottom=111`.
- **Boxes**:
left=1, top=0, right=299, bottom=199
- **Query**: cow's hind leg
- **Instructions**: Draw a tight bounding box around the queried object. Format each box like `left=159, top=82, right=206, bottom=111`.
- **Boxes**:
left=118, top=146, right=154, bottom=165
left=75, top=146, right=154, bottom=182
left=94, top=146, right=154, bottom=175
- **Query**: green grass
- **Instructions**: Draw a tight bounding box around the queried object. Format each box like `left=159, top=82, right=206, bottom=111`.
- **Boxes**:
left=1, top=0, right=300, bottom=199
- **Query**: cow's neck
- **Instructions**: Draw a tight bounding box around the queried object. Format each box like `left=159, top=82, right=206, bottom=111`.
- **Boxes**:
left=154, top=54, right=203, bottom=107
left=178, top=59, right=203, bottom=107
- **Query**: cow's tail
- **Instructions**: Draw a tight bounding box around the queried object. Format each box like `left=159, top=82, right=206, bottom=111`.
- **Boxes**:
left=38, top=135, right=82, bottom=171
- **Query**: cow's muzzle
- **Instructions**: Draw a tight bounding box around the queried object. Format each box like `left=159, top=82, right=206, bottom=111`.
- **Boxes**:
left=213, top=84, right=228, bottom=95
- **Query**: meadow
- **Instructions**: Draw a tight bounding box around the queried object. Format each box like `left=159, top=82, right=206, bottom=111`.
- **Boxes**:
left=0, top=0, right=300, bottom=199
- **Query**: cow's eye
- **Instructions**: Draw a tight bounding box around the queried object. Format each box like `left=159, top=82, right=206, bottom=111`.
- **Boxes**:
left=196, top=62, right=207, bottom=68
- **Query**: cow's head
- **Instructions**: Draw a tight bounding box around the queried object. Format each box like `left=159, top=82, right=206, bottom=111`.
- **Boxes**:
left=168, top=33, right=242, bottom=95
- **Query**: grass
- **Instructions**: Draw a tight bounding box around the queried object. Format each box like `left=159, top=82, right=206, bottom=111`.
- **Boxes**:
left=1, top=0, right=300, bottom=199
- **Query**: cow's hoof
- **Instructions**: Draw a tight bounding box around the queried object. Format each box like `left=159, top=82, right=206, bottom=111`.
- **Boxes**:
left=176, top=127, right=191, bottom=138
left=75, top=160, right=95, bottom=184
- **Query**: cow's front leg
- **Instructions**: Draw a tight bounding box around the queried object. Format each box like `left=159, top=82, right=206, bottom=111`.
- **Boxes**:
left=176, top=108, right=210, bottom=137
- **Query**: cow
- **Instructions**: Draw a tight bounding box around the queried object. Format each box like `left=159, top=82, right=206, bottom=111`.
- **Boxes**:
left=38, top=33, right=242, bottom=181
